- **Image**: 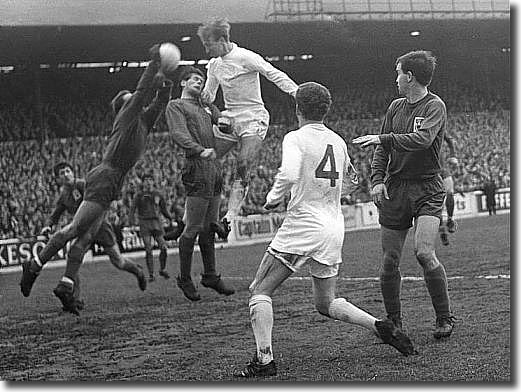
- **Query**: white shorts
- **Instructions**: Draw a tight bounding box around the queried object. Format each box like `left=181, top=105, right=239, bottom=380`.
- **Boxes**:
left=254, top=247, right=340, bottom=285
left=221, top=108, right=270, bottom=140
left=443, top=175, right=454, bottom=194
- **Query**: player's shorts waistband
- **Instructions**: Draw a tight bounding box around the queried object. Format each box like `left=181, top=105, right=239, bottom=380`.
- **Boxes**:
left=389, top=173, right=442, bottom=183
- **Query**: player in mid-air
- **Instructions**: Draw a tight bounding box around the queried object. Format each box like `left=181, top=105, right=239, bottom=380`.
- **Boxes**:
left=234, top=82, right=416, bottom=378
left=352, top=50, right=455, bottom=339
left=36, top=161, right=147, bottom=304
left=130, top=172, right=172, bottom=282
left=197, top=18, right=298, bottom=219
left=165, top=66, right=235, bottom=302
left=20, top=44, right=174, bottom=314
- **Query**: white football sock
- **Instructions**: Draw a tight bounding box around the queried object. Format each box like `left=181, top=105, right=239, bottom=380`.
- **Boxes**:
left=226, top=180, right=245, bottom=217
left=249, top=294, right=274, bottom=365
left=328, top=297, right=377, bottom=333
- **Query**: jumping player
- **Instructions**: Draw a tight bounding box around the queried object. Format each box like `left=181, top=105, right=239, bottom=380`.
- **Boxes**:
left=130, top=172, right=172, bottom=282
left=234, top=82, right=416, bottom=378
left=20, top=44, right=174, bottom=314
left=197, top=18, right=298, bottom=218
left=37, top=162, right=147, bottom=302
left=353, top=50, right=455, bottom=339
left=165, top=66, right=235, bottom=301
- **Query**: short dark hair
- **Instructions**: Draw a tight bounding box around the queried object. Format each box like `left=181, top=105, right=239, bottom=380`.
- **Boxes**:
left=295, top=82, right=332, bottom=121
left=53, top=161, right=73, bottom=177
left=178, top=66, right=205, bottom=85
left=396, top=50, right=437, bottom=87
left=110, top=89, right=131, bottom=114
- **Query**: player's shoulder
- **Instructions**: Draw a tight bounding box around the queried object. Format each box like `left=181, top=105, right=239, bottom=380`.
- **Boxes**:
left=234, top=45, right=263, bottom=61
left=426, top=92, right=447, bottom=110
left=389, top=97, right=407, bottom=110
left=167, top=98, right=184, bottom=107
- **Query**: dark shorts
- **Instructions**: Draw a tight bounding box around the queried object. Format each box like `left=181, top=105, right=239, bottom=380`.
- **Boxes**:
left=84, top=163, right=125, bottom=209
left=139, top=218, right=164, bottom=237
left=182, top=159, right=223, bottom=198
left=379, top=175, right=446, bottom=231
left=92, top=220, right=116, bottom=248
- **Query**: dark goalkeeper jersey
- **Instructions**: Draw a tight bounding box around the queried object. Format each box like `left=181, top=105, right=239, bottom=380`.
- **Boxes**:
left=102, top=60, right=170, bottom=175
left=371, top=92, right=447, bottom=184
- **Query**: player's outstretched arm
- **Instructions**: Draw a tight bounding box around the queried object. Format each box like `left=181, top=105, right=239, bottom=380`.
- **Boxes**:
left=250, top=52, right=298, bottom=96
left=126, top=45, right=162, bottom=112
left=143, top=79, right=173, bottom=130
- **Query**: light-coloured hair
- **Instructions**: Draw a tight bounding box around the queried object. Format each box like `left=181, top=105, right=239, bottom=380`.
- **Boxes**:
left=197, top=18, right=231, bottom=42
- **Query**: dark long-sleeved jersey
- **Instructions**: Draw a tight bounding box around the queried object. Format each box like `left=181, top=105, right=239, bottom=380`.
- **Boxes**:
left=165, top=98, right=220, bottom=158
left=131, top=191, right=171, bottom=221
left=371, top=92, right=447, bottom=185
left=102, top=60, right=170, bottom=174
left=46, top=179, right=85, bottom=227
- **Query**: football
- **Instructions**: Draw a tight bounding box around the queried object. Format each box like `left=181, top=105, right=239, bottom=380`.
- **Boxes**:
left=159, top=43, right=181, bottom=73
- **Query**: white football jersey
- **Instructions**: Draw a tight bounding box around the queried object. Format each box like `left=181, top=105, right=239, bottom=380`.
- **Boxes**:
left=203, top=43, right=298, bottom=115
left=267, top=123, right=352, bottom=266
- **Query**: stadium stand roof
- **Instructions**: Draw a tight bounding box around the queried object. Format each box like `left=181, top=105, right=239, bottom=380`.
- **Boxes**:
left=2, top=0, right=509, bottom=26
left=0, top=18, right=509, bottom=66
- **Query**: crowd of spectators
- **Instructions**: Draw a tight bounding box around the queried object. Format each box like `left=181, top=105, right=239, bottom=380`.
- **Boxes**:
left=0, top=77, right=511, bottom=239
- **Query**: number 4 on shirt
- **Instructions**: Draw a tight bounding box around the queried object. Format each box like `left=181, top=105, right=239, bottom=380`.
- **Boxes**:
left=315, top=144, right=339, bottom=187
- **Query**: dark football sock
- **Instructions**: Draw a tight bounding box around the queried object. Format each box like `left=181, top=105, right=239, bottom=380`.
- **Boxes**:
left=38, top=231, right=69, bottom=266
left=145, top=251, right=154, bottom=276
left=64, top=244, right=86, bottom=281
left=446, top=193, right=455, bottom=219
left=380, top=267, right=402, bottom=318
left=178, top=235, right=196, bottom=280
left=119, top=258, right=140, bottom=275
left=198, top=231, right=216, bottom=276
left=424, top=264, right=451, bottom=317
left=159, top=248, right=167, bottom=270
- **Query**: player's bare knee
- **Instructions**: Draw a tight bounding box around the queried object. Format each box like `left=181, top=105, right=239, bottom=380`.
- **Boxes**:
left=415, top=249, right=439, bottom=271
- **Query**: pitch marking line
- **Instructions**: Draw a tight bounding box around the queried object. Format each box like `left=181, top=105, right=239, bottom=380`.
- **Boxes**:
left=221, top=274, right=510, bottom=282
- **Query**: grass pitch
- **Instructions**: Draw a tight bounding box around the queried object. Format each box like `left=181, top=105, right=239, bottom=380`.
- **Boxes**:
left=0, top=214, right=510, bottom=381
